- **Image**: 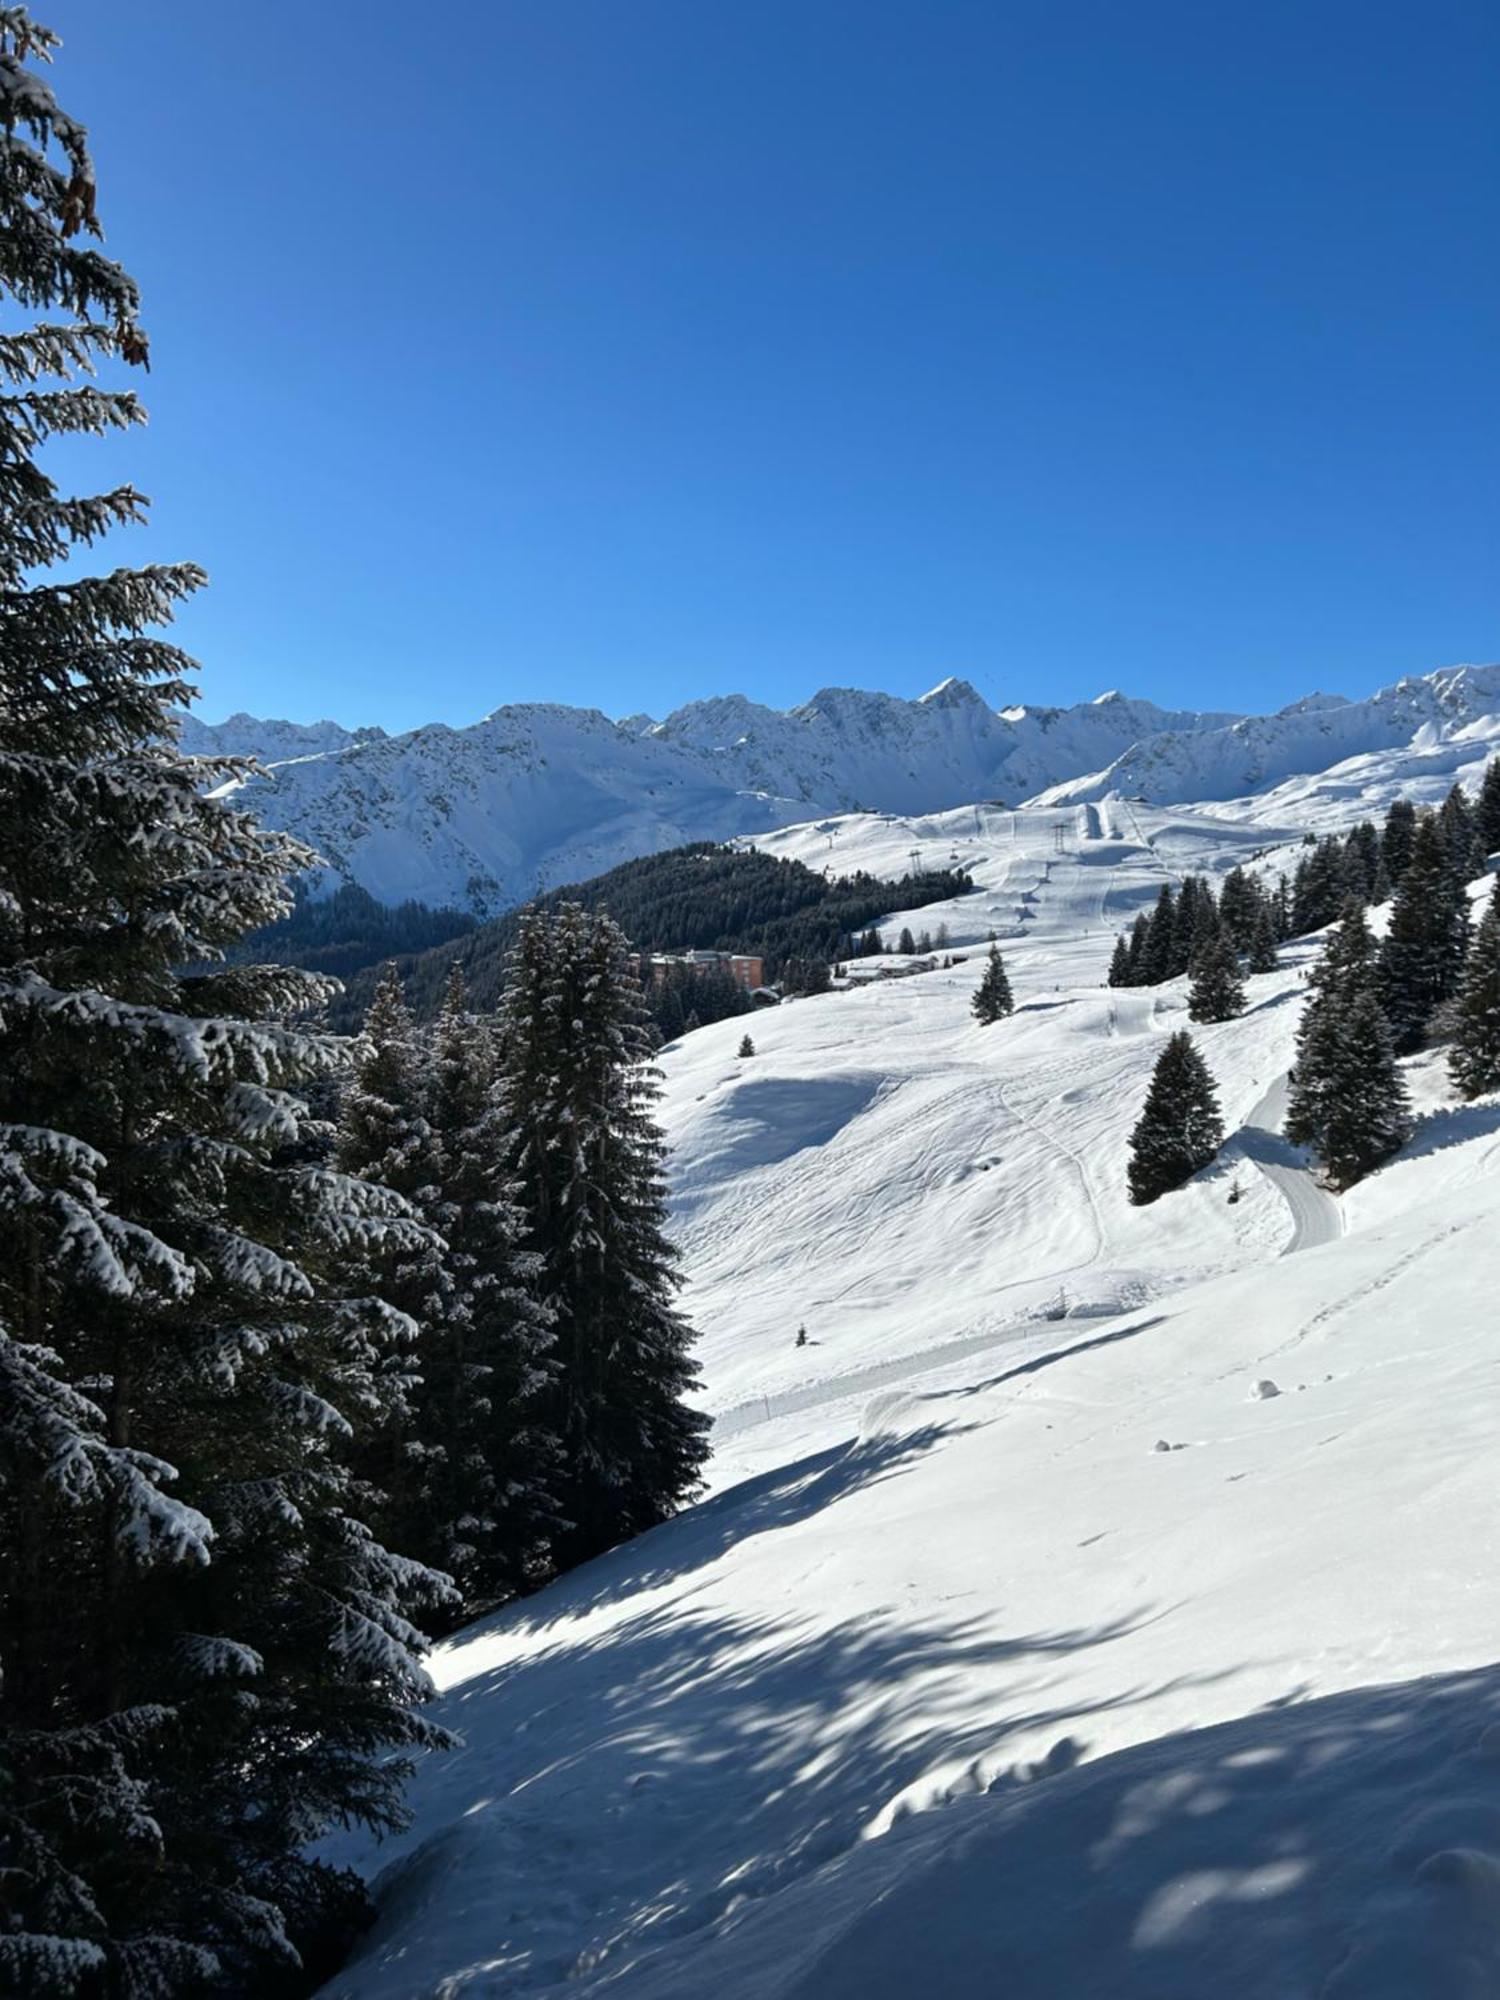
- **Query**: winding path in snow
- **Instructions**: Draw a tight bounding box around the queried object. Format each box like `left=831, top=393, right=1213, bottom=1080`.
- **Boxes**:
left=1235, top=1072, right=1344, bottom=1254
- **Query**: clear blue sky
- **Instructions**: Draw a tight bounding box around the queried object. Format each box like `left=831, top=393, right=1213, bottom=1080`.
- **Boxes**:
left=51, top=0, right=1500, bottom=731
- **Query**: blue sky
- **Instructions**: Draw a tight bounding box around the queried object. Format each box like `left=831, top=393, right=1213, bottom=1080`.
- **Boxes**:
left=52, top=0, right=1500, bottom=731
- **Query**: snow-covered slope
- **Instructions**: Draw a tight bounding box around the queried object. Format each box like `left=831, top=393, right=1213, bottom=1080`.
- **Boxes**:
left=1036, top=662, right=1500, bottom=809
left=185, top=661, right=1499, bottom=910
left=318, top=799, right=1500, bottom=1999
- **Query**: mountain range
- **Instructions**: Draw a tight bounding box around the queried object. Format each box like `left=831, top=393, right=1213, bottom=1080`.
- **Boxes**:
left=179, top=662, right=1500, bottom=912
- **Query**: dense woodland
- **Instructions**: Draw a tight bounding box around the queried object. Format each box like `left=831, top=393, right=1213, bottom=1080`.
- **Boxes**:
left=226, top=880, right=475, bottom=983
left=322, top=841, right=974, bottom=1030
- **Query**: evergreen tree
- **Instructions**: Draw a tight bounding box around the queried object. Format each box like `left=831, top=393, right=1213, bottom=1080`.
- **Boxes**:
left=415, top=967, right=562, bottom=1615
left=1450, top=881, right=1500, bottom=1099
left=1273, top=873, right=1294, bottom=942
left=971, top=944, right=1014, bottom=1024
left=897, top=926, right=917, bottom=956
left=1107, top=935, right=1131, bottom=987
left=1476, top=758, right=1500, bottom=861
left=498, top=906, right=710, bottom=1567
left=1379, top=813, right=1471, bottom=1051
left=1247, top=902, right=1280, bottom=974
left=1125, top=911, right=1150, bottom=981
left=1438, top=782, right=1476, bottom=880
left=1218, top=867, right=1260, bottom=953
left=0, top=24, right=447, bottom=1983
left=335, top=968, right=447, bottom=1525
left=1291, top=836, right=1354, bottom=935
left=1343, top=821, right=1384, bottom=904
left=1309, top=897, right=1380, bottom=1007
left=1381, top=796, right=1418, bottom=885
left=738, top=1033, right=756, bottom=1057
left=1175, top=876, right=1220, bottom=976
left=1286, top=992, right=1411, bottom=1188
left=1138, top=885, right=1177, bottom=985
left=1127, top=1033, right=1224, bottom=1204
left=1187, top=931, right=1245, bottom=1023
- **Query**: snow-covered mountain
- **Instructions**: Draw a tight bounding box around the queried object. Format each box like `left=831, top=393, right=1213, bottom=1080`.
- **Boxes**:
left=644, top=679, right=1238, bottom=814
left=184, top=661, right=1499, bottom=912
left=183, top=681, right=1241, bottom=913
left=319, top=800, right=1500, bottom=2000
left=1035, top=661, right=1500, bottom=808
left=174, top=710, right=385, bottom=763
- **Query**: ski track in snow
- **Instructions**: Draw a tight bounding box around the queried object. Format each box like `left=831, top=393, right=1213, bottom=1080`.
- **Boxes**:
left=1234, top=1072, right=1345, bottom=1254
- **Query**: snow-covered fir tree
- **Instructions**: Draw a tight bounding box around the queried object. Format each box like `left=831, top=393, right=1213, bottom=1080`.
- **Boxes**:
left=1381, top=796, right=1418, bottom=885
left=416, top=965, right=563, bottom=1616
left=1343, top=820, right=1387, bottom=904
left=1450, top=880, right=1500, bottom=1100
left=971, top=943, right=1014, bottom=1024
left=1247, top=902, right=1280, bottom=975
left=1175, top=876, right=1220, bottom=975
left=1125, top=911, right=1150, bottom=980
left=1138, top=884, right=1176, bottom=985
left=0, top=20, right=448, bottom=1986
left=1438, top=782, right=1477, bottom=880
left=334, top=967, right=450, bottom=1541
left=1286, top=991, right=1411, bottom=1188
left=498, top=905, right=710, bottom=1567
left=1127, top=1033, right=1223, bottom=1205
left=1286, top=901, right=1409, bottom=1185
left=1291, top=836, right=1355, bottom=935
left=1187, top=931, right=1245, bottom=1023
left=1379, top=811, right=1471, bottom=1051
left=1309, top=897, right=1380, bottom=1007
left=1217, top=866, right=1262, bottom=953
left=1477, top=758, right=1500, bottom=862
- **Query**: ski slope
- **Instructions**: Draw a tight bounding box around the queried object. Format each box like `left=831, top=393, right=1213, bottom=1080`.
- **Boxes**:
left=320, top=798, right=1500, bottom=2000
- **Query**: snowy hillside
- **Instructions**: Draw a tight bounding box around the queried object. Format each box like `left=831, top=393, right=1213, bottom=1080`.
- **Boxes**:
left=1037, top=661, right=1500, bottom=810
left=184, top=662, right=1499, bottom=911
left=319, top=798, right=1500, bottom=1999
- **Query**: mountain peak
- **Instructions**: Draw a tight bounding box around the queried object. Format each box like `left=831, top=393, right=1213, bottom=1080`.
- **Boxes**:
left=918, top=676, right=989, bottom=710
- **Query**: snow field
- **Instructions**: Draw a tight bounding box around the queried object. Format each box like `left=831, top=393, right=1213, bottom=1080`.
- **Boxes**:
left=320, top=792, right=1500, bottom=1999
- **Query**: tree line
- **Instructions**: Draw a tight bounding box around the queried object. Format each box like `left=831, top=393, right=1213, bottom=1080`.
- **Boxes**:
left=325, top=843, right=974, bottom=1030
left=1125, top=769, right=1500, bottom=1202
left=0, top=33, right=705, bottom=1993
left=224, top=879, right=477, bottom=983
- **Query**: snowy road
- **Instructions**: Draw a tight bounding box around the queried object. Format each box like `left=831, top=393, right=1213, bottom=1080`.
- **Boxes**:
left=1236, top=1072, right=1344, bottom=1253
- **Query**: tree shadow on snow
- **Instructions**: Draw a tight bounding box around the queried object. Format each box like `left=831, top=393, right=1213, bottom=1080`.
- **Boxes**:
left=515, top=1420, right=981, bottom=1625
left=931, top=1315, right=1169, bottom=1403
left=1401, top=1098, right=1500, bottom=1163
left=355, top=1591, right=1230, bottom=1996
left=721, top=1660, right=1500, bottom=2000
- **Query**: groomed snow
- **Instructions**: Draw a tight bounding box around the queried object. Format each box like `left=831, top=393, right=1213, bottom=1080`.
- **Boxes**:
left=319, top=796, right=1500, bottom=2000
